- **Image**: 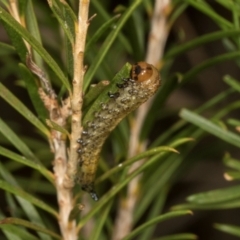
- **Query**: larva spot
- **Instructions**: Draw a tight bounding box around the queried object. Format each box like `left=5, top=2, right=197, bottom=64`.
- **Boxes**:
left=83, top=142, right=89, bottom=147
left=81, top=183, right=99, bottom=201
left=77, top=149, right=82, bottom=153
left=123, top=77, right=130, bottom=81
left=101, top=103, right=108, bottom=110
left=77, top=61, right=160, bottom=201
left=113, top=108, right=120, bottom=114
left=90, top=191, right=99, bottom=201
left=89, top=122, right=97, bottom=129
left=108, top=92, right=120, bottom=99
left=117, top=82, right=128, bottom=88
left=120, top=98, right=129, bottom=104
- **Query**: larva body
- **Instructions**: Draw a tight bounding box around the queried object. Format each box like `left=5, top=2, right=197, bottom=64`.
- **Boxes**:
left=77, top=62, right=160, bottom=201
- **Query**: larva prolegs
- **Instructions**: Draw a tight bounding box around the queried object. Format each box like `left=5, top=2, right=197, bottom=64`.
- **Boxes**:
left=77, top=62, right=160, bottom=200
left=80, top=178, right=99, bottom=201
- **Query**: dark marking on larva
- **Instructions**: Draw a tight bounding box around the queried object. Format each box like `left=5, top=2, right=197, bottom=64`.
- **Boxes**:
left=116, top=82, right=128, bottom=88
left=77, top=148, right=83, bottom=153
left=90, top=191, right=99, bottom=201
left=77, top=61, right=160, bottom=201
left=108, top=92, right=120, bottom=99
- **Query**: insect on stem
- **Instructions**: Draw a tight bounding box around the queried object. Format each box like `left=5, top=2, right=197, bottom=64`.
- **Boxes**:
left=77, top=62, right=160, bottom=200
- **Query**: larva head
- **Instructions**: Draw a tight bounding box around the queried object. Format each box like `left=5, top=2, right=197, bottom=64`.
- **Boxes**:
left=131, top=62, right=160, bottom=93
left=131, top=62, right=155, bottom=82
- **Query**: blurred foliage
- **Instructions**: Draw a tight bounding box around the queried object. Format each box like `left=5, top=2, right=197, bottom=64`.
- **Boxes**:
left=0, top=0, right=240, bottom=240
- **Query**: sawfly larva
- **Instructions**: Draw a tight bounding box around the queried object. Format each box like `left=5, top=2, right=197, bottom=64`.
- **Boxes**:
left=77, top=62, right=160, bottom=201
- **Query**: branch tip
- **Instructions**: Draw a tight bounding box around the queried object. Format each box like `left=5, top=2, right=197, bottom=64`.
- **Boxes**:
left=87, top=13, right=97, bottom=24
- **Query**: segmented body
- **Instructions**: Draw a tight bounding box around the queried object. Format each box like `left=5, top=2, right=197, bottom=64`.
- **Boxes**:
left=77, top=62, right=160, bottom=201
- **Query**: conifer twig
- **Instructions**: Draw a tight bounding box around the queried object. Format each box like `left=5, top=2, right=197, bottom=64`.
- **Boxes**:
left=27, top=54, right=77, bottom=240
left=65, top=0, right=90, bottom=188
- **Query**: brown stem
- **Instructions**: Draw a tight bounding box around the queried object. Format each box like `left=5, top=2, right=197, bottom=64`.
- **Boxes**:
left=65, top=0, right=90, bottom=188
left=27, top=55, right=77, bottom=239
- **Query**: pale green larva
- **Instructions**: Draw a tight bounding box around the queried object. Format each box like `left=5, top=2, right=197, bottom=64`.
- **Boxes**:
left=77, top=62, right=160, bottom=201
